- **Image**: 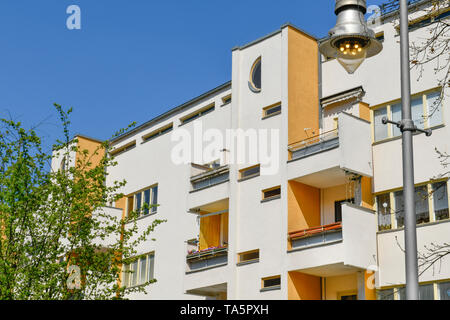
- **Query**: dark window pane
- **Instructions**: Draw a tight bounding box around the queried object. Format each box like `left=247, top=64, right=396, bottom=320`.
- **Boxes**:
left=439, top=281, right=450, bottom=300
left=377, top=289, right=394, bottom=300
left=264, top=187, right=280, bottom=199
left=263, top=277, right=280, bottom=288
left=394, top=191, right=404, bottom=228
left=252, top=60, right=261, bottom=90
left=415, top=186, right=429, bottom=224
left=241, top=166, right=260, bottom=178
left=419, top=284, right=434, bottom=300
left=143, top=189, right=150, bottom=215
left=151, top=186, right=158, bottom=213
left=377, top=193, right=392, bottom=230
left=266, top=105, right=281, bottom=116
left=433, top=182, right=449, bottom=221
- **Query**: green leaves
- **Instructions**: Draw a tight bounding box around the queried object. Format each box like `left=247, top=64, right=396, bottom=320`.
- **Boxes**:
left=0, top=104, right=163, bottom=300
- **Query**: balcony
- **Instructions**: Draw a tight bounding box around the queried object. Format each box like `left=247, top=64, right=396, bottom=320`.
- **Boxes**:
left=186, top=240, right=228, bottom=273
left=289, top=222, right=343, bottom=250
left=289, top=129, right=339, bottom=160
left=287, top=203, right=377, bottom=277
left=287, top=112, right=372, bottom=189
left=188, top=164, right=230, bottom=209
left=184, top=240, right=229, bottom=299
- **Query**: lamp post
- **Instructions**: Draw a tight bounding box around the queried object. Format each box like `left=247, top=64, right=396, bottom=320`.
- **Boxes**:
left=319, top=0, right=432, bottom=300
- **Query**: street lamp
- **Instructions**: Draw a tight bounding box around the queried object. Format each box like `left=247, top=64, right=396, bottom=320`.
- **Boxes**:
left=320, top=0, right=433, bottom=300
left=319, top=0, right=383, bottom=74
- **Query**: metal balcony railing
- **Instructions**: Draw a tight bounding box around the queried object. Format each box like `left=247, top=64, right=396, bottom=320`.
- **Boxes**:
left=288, top=222, right=343, bottom=250
left=190, top=165, right=230, bottom=191
left=288, top=129, right=339, bottom=160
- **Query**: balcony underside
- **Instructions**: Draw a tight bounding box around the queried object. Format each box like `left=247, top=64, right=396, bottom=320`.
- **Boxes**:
left=292, top=263, right=363, bottom=278
left=290, top=165, right=350, bottom=189
left=186, top=283, right=227, bottom=298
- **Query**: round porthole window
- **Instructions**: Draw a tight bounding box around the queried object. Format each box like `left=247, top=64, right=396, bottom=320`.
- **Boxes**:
left=249, top=57, right=261, bottom=92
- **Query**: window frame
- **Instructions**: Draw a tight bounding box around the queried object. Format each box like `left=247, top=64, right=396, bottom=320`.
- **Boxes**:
left=122, top=252, right=155, bottom=288
left=126, top=184, right=159, bottom=219
left=180, top=103, right=215, bottom=125
left=249, top=57, right=262, bottom=93
left=262, top=186, right=281, bottom=202
left=237, top=249, right=260, bottom=265
left=238, top=164, right=260, bottom=181
left=375, top=179, right=450, bottom=231
left=261, top=275, right=281, bottom=290
left=371, top=89, right=444, bottom=144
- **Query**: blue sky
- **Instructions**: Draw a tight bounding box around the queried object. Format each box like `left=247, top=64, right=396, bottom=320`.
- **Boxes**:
left=0, top=0, right=388, bottom=151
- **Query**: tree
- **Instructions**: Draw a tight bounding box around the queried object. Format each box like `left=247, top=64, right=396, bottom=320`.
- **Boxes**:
left=0, top=104, right=165, bottom=300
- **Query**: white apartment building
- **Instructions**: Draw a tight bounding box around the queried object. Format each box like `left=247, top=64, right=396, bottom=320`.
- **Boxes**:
left=53, top=0, right=450, bottom=300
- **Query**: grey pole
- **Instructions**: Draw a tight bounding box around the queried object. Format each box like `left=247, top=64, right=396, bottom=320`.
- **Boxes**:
left=399, top=0, right=420, bottom=300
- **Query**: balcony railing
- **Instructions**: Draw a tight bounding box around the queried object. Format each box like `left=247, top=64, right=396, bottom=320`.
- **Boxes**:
left=288, top=222, right=343, bottom=250
left=185, top=240, right=228, bottom=273
left=288, top=129, right=339, bottom=160
left=190, top=165, right=229, bottom=191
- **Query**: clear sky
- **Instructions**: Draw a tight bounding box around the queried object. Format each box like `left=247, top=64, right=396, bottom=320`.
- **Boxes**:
left=0, top=0, right=388, bottom=151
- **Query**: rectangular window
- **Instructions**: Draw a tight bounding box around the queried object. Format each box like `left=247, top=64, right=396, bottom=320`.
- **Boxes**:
left=419, top=284, right=434, bottom=300
left=374, top=107, right=388, bottom=141
left=377, top=193, right=392, bottom=230
left=262, top=276, right=281, bottom=289
left=415, top=185, right=430, bottom=225
left=142, top=124, right=173, bottom=143
left=433, top=181, right=449, bottom=221
left=222, top=95, right=231, bottom=105
left=238, top=250, right=259, bottom=264
left=122, top=252, right=155, bottom=288
left=334, top=199, right=355, bottom=223
left=127, top=185, right=159, bottom=218
left=263, top=103, right=281, bottom=118
left=439, top=281, right=450, bottom=300
left=373, top=90, right=444, bottom=143
left=110, top=141, right=136, bottom=157
left=394, top=190, right=404, bottom=228
left=391, top=103, right=402, bottom=137
left=394, top=185, right=429, bottom=227
left=377, top=288, right=394, bottom=300
left=427, top=91, right=443, bottom=127
left=239, top=165, right=260, bottom=180
left=262, top=186, right=281, bottom=201
left=411, top=97, right=424, bottom=130
left=181, top=104, right=215, bottom=125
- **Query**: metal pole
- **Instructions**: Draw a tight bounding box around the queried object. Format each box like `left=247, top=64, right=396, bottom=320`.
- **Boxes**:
left=399, top=0, right=419, bottom=300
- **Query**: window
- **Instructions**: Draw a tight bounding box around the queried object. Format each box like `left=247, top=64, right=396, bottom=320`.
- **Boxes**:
left=180, top=104, right=215, bottom=125
left=262, top=276, right=280, bottom=289
left=222, top=95, right=231, bottom=105
left=394, top=185, right=430, bottom=227
left=127, top=185, right=158, bottom=218
left=373, top=90, right=443, bottom=142
left=239, top=165, right=260, bottom=180
left=377, top=193, right=392, bottom=231
left=142, top=124, right=173, bottom=143
left=262, top=186, right=281, bottom=201
left=439, top=281, right=450, bottom=300
left=419, top=284, right=434, bottom=300
left=110, top=141, right=136, bottom=157
left=238, top=250, right=259, bottom=264
left=334, top=199, right=355, bottom=223
left=374, top=107, right=388, bottom=141
left=249, top=57, right=261, bottom=92
left=122, top=252, right=155, bottom=288
left=262, top=103, right=281, bottom=118
left=432, top=181, right=449, bottom=221
left=377, top=288, right=394, bottom=300
left=375, top=31, right=385, bottom=42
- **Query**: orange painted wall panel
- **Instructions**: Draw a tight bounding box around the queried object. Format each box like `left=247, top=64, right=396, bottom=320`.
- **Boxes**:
left=287, top=27, right=319, bottom=146
left=288, top=271, right=321, bottom=300
left=288, top=180, right=320, bottom=234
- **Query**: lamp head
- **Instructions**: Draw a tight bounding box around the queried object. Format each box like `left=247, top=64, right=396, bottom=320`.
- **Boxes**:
left=319, top=0, right=382, bottom=74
